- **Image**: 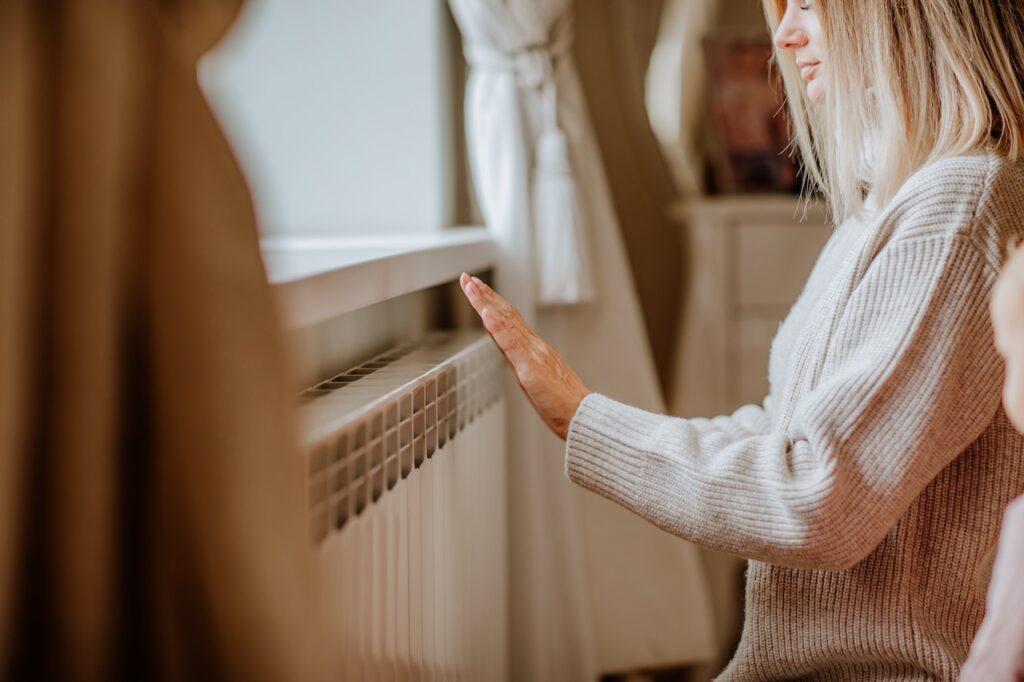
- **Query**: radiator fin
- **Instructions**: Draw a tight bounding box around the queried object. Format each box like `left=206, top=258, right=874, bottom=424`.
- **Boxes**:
left=302, top=332, right=508, bottom=680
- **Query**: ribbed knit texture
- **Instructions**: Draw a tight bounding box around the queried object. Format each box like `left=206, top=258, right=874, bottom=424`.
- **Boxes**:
left=566, top=154, right=1024, bottom=680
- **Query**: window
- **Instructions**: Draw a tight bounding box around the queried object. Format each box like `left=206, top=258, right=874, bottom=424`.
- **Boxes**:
left=199, top=0, right=460, bottom=236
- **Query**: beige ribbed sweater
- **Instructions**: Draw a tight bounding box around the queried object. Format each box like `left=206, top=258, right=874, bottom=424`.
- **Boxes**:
left=566, top=154, right=1024, bottom=680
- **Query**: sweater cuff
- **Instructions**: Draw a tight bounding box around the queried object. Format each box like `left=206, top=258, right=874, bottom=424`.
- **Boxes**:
left=565, top=393, right=659, bottom=514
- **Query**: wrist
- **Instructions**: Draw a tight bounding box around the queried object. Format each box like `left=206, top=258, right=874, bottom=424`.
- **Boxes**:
left=569, top=388, right=591, bottom=428
left=575, top=388, right=591, bottom=414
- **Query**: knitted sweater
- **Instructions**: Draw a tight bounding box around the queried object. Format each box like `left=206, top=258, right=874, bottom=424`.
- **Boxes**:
left=565, top=154, right=1024, bottom=680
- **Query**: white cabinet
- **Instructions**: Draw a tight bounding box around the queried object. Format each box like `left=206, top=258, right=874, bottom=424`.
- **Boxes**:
left=670, top=196, right=831, bottom=418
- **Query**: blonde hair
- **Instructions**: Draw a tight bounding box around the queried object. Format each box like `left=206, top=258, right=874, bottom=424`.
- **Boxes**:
left=763, top=0, right=1024, bottom=220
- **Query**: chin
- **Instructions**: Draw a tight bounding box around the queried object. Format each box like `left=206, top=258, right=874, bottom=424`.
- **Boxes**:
left=807, top=83, right=826, bottom=105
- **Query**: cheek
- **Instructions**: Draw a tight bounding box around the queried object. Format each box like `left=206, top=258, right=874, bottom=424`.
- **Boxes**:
left=1004, top=364, right=1024, bottom=432
left=807, top=12, right=827, bottom=56
left=993, top=272, right=1024, bottom=351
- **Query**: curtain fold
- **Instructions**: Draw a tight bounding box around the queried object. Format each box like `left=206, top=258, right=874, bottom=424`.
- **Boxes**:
left=459, top=8, right=594, bottom=306
left=0, top=1, right=334, bottom=679
left=573, top=0, right=686, bottom=402
left=448, top=0, right=716, bottom=677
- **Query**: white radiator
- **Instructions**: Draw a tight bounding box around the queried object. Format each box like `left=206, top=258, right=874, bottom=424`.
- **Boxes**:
left=301, top=332, right=509, bottom=680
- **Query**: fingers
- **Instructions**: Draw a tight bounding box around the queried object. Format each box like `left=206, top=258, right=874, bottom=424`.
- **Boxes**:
left=459, top=273, right=506, bottom=313
left=458, top=273, right=550, bottom=375
left=481, top=306, right=531, bottom=368
left=459, top=273, right=535, bottom=367
left=459, top=272, right=488, bottom=315
left=458, top=272, right=473, bottom=302
left=459, top=273, right=528, bottom=332
left=459, top=272, right=508, bottom=316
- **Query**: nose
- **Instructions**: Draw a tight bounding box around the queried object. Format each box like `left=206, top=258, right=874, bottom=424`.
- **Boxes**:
left=774, top=12, right=809, bottom=51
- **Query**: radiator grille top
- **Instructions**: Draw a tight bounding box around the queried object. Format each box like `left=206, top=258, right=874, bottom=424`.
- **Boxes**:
left=301, top=331, right=502, bottom=543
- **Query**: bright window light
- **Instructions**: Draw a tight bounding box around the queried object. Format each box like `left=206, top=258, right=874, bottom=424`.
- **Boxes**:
left=199, top=0, right=458, bottom=235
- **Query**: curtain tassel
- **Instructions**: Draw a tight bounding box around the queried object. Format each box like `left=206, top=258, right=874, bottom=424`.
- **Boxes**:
left=533, top=127, right=594, bottom=306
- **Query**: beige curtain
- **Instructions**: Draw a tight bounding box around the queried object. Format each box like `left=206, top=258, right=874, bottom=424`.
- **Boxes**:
left=573, top=0, right=685, bottom=399
left=577, top=3, right=751, bottom=679
left=449, top=0, right=716, bottom=677
left=0, top=1, right=333, bottom=679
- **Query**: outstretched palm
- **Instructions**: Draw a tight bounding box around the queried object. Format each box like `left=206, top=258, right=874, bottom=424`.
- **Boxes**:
left=459, top=273, right=590, bottom=440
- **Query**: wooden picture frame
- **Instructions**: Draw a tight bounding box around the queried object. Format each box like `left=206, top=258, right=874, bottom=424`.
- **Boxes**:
left=703, top=35, right=801, bottom=194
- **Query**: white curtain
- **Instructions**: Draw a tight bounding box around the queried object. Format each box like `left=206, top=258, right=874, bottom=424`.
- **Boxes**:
left=448, top=1, right=716, bottom=678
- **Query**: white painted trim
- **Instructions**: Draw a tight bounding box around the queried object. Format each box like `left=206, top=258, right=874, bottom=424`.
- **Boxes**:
left=264, top=227, right=496, bottom=329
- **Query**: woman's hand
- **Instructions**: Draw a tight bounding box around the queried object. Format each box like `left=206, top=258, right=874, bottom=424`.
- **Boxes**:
left=459, top=273, right=590, bottom=440
left=961, top=497, right=1024, bottom=681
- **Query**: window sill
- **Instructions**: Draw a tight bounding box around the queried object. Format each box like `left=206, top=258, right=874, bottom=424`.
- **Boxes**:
left=263, top=227, right=495, bottom=329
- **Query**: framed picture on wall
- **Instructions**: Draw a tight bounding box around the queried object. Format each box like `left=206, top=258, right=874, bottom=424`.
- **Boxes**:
left=703, top=35, right=801, bottom=194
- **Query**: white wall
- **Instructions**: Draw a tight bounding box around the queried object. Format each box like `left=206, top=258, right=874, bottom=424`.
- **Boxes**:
left=199, top=0, right=457, bottom=235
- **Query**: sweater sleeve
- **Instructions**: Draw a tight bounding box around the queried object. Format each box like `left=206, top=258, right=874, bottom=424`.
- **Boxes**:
left=688, top=395, right=773, bottom=441
left=566, top=235, right=1003, bottom=570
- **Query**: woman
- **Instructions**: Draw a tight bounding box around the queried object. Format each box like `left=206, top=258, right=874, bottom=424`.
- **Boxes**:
left=461, top=0, right=1024, bottom=678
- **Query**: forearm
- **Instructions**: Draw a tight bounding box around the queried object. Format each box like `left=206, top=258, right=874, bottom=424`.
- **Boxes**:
left=565, top=393, right=891, bottom=570
left=567, top=238, right=1003, bottom=570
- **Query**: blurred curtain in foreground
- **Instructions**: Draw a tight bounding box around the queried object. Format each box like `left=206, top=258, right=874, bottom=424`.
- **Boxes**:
left=448, top=0, right=716, bottom=678
left=0, top=1, right=332, bottom=679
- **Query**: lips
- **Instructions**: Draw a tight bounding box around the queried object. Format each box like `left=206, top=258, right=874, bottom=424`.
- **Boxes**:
left=797, top=61, right=821, bottom=80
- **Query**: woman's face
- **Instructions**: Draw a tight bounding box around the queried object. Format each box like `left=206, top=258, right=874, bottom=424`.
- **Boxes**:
left=774, top=1, right=828, bottom=104
left=992, top=243, right=1024, bottom=432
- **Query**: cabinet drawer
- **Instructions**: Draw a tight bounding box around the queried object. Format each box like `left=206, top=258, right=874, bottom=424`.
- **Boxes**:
left=736, top=223, right=831, bottom=308
left=736, top=315, right=783, bottom=405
